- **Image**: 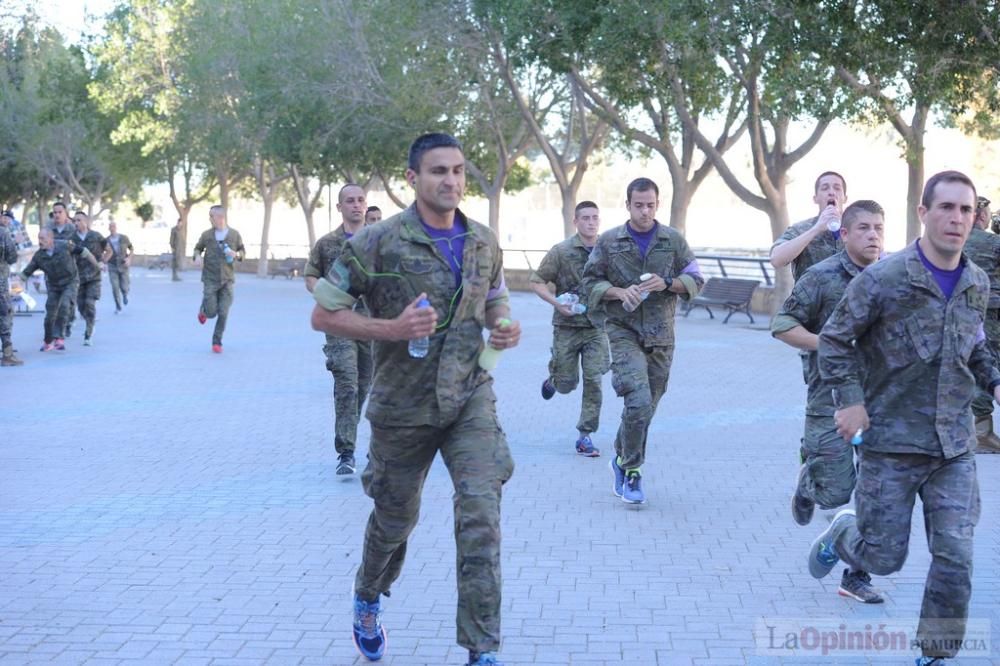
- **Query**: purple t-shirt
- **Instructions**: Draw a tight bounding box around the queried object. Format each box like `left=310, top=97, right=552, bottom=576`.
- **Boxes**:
left=420, top=217, right=466, bottom=287
left=916, top=239, right=964, bottom=300
left=627, top=221, right=658, bottom=258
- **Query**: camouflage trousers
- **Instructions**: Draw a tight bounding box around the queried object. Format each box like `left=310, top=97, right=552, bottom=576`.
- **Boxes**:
left=548, top=325, right=610, bottom=434
left=797, top=415, right=856, bottom=510
left=108, top=266, right=130, bottom=310
left=607, top=325, right=674, bottom=470
left=44, top=282, right=76, bottom=343
left=77, top=279, right=101, bottom=338
left=0, top=285, right=12, bottom=348
left=323, top=334, right=373, bottom=456
left=200, top=281, right=234, bottom=345
left=971, top=312, right=1000, bottom=418
left=834, top=450, right=980, bottom=659
left=171, top=251, right=182, bottom=281
left=355, top=381, right=514, bottom=653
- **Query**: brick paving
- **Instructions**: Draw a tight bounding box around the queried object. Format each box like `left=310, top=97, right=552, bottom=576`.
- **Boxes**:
left=2, top=268, right=999, bottom=665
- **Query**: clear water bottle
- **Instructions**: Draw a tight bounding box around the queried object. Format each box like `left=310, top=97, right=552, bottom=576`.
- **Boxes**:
left=222, top=242, right=234, bottom=264
left=478, top=318, right=512, bottom=371
left=825, top=203, right=841, bottom=233
left=556, top=293, right=587, bottom=314
left=622, top=273, right=653, bottom=312
left=408, top=297, right=431, bottom=358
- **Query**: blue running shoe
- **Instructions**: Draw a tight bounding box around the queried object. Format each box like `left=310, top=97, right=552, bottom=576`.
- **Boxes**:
left=352, top=594, right=386, bottom=660
left=807, top=508, right=855, bottom=579
left=622, top=471, right=646, bottom=504
left=468, top=652, right=504, bottom=665
left=541, top=377, right=555, bottom=400
left=609, top=456, right=625, bottom=497
left=575, top=435, right=600, bottom=457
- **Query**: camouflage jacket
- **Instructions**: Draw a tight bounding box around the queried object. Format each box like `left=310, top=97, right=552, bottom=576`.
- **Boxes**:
left=771, top=217, right=843, bottom=282
left=771, top=250, right=863, bottom=416
left=50, top=223, right=76, bottom=243
left=20, top=241, right=87, bottom=289
left=169, top=226, right=180, bottom=252
left=0, top=226, right=16, bottom=292
left=818, top=241, right=1000, bottom=458
left=307, top=226, right=367, bottom=313
left=580, top=221, right=703, bottom=346
left=530, top=233, right=595, bottom=329
left=73, top=230, right=106, bottom=282
left=313, top=204, right=509, bottom=428
left=963, top=226, right=1000, bottom=309
left=106, top=234, right=133, bottom=270
left=194, top=227, right=245, bottom=284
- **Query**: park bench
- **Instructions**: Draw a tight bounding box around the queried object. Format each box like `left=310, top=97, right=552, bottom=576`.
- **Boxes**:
left=683, top=277, right=760, bottom=324
left=270, top=257, right=306, bottom=279
left=147, top=253, right=172, bottom=270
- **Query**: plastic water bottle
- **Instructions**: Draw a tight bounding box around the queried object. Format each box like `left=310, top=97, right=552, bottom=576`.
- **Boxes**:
left=825, top=204, right=841, bottom=233
left=622, top=273, right=653, bottom=312
left=851, top=428, right=864, bottom=446
left=222, top=242, right=234, bottom=264
left=408, top=297, right=431, bottom=358
left=556, top=293, right=587, bottom=314
left=478, top=318, right=512, bottom=371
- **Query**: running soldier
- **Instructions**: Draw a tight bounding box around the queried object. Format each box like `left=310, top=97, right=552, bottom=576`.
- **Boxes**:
left=580, top=177, right=704, bottom=505
left=810, top=171, right=997, bottom=666
left=311, top=133, right=518, bottom=666
left=771, top=201, right=886, bottom=604
left=531, top=200, right=608, bottom=457
left=50, top=202, right=77, bottom=336
left=105, top=221, right=133, bottom=313
left=72, top=212, right=106, bottom=345
left=193, top=205, right=245, bottom=353
left=304, top=184, right=373, bottom=476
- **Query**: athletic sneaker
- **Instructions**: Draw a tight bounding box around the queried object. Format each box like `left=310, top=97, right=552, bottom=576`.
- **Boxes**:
left=838, top=569, right=884, bottom=603
left=53, top=338, right=65, bottom=351
left=622, top=471, right=646, bottom=504
left=807, top=508, right=856, bottom=579
left=575, top=435, right=600, bottom=457
left=198, top=311, right=207, bottom=325
left=337, top=453, right=356, bottom=475
left=468, top=652, right=504, bottom=665
left=39, top=342, right=54, bottom=352
left=211, top=344, right=223, bottom=353
left=83, top=336, right=92, bottom=347
left=609, top=456, right=626, bottom=498
left=541, top=378, right=555, bottom=400
left=352, top=594, right=386, bottom=661
left=791, top=464, right=815, bottom=526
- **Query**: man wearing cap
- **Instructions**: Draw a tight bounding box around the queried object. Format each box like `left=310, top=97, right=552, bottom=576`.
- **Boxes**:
left=0, top=211, right=23, bottom=366
left=963, top=195, right=1000, bottom=453
left=770, top=172, right=848, bottom=281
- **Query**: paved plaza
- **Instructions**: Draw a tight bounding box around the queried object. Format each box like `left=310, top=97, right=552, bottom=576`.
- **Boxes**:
left=2, top=268, right=1000, bottom=666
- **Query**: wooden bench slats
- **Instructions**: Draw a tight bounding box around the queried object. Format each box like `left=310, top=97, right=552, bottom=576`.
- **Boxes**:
left=683, top=277, right=760, bottom=324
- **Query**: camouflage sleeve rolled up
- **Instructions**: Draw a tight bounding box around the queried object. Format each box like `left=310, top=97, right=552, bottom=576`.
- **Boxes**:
left=304, top=241, right=325, bottom=280
left=817, top=269, right=879, bottom=408
left=670, top=234, right=704, bottom=300
left=313, top=236, right=371, bottom=313
left=193, top=231, right=206, bottom=258
left=530, top=246, right=559, bottom=285
left=485, top=243, right=509, bottom=311
left=230, top=230, right=246, bottom=261
left=771, top=272, right=821, bottom=336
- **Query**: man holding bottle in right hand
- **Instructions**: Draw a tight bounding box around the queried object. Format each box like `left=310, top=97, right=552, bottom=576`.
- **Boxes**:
left=580, top=177, right=703, bottom=505
left=770, top=171, right=848, bottom=281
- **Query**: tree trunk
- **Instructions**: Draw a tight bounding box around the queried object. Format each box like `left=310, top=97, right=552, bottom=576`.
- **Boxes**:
left=560, top=189, right=576, bottom=238
left=668, top=184, right=692, bottom=236
left=219, top=175, right=230, bottom=210
left=488, top=194, right=501, bottom=237
left=304, top=209, right=316, bottom=248
left=767, top=203, right=793, bottom=312
left=257, top=194, right=273, bottom=278
left=905, top=106, right=928, bottom=243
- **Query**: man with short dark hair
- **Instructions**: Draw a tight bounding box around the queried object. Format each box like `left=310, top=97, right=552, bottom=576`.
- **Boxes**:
left=770, top=172, right=848, bottom=280
left=72, top=211, right=106, bottom=345
left=364, top=206, right=382, bottom=224
left=772, top=200, right=886, bottom=604
left=0, top=210, right=23, bottom=366
left=581, top=177, right=704, bottom=504
left=311, top=132, right=518, bottom=666
left=964, top=195, right=1000, bottom=453
left=193, top=205, right=245, bottom=353
left=20, top=228, right=98, bottom=351
left=49, top=202, right=77, bottom=336
left=531, top=200, right=608, bottom=456
left=810, top=171, right=997, bottom=666
left=304, top=183, right=374, bottom=476
left=104, top=221, right=133, bottom=313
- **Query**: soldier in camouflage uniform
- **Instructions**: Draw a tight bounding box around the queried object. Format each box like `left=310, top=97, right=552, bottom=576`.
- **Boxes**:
left=580, top=178, right=704, bottom=505
left=71, top=212, right=106, bottom=345
left=304, top=184, right=373, bottom=476
left=105, top=221, right=133, bottom=313
left=771, top=201, right=886, bottom=604
left=963, top=195, right=1000, bottom=453
left=0, top=211, right=23, bottom=366
left=20, top=228, right=98, bottom=351
left=770, top=172, right=848, bottom=281
left=810, top=172, right=998, bottom=665
left=193, top=205, right=245, bottom=353
left=530, top=200, right=609, bottom=457
left=50, top=202, right=78, bottom=337
left=169, top=218, right=183, bottom=281
left=311, top=133, right=518, bottom=666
